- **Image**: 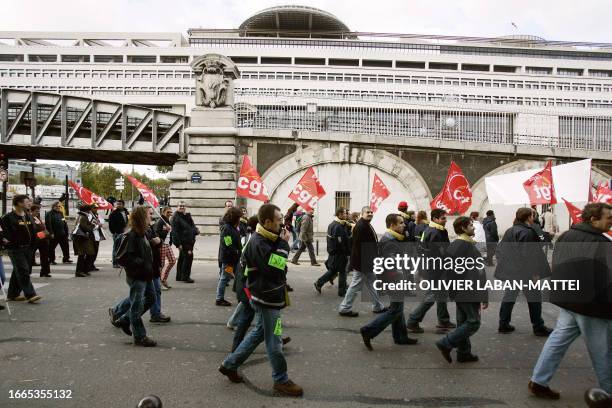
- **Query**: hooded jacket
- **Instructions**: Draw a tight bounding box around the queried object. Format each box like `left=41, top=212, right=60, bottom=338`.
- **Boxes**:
left=494, top=223, right=551, bottom=281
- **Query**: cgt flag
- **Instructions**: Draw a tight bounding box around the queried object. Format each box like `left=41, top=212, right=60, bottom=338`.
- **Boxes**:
left=288, top=167, right=326, bottom=212
left=523, top=160, right=557, bottom=205
left=236, top=155, right=269, bottom=202
left=562, top=198, right=582, bottom=225
left=68, top=180, right=113, bottom=210
left=370, top=173, right=390, bottom=214
left=593, top=181, right=612, bottom=204
left=126, top=175, right=159, bottom=208
left=430, top=161, right=472, bottom=215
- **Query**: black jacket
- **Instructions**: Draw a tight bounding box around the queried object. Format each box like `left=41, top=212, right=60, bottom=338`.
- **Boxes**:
left=219, top=222, right=242, bottom=266
left=414, top=223, right=428, bottom=241
left=550, top=223, right=611, bottom=320
left=245, top=231, right=290, bottom=309
left=482, top=216, right=499, bottom=242
left=0, top=211, right=34, bottom=248
left=108, top=208, right=129, bottom=234
left=349, top=218, right=378, bottom=273
left=145, top=226, right=162, bottom=278
left=45, top=209, right=68, bottom=238
left=418, top=224, right=450, bottom=279
left=494, top=223, right=551, bottom=281
left=124, top=230, right=153, bottom=281
left=445, top=238, right=488, bottom=303
left=154, top=216, right=171, bottom=244
left=326, top=220, right=351, bottom=257
left=171, top=212, right=198, bottom=247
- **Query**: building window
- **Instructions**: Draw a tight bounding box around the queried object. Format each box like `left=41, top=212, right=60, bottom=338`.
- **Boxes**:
left=396, top=61, right=425, bottom=69
left=526, top=66, right=553, bottom=75
left=260, top=57, right=291, bottom=64
left=335, top=191, right=351, bottom=212
left=362, top=59, right=392, bottom=68
left=429, top=62, right=458, bottom=70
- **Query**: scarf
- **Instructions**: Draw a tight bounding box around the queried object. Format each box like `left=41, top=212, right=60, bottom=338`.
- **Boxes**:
left=334, top=217, right=349, bottom=226
left=255, top=223, right=278, bottom=242
left=429, top=221, right=446, bottom=231
left=398, top=211, right=410, bottom=219
left=386, top=228, right=405, bottom=241
left=457, top=233, right=475, bottom=243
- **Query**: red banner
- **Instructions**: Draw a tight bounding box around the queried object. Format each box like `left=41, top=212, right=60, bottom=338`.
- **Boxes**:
left=430, top=161, right=472, bottom=215
left=562, top=198, right=582, bottom=225
left=288, top=167, right=326, bottom=212
left=593, top=182, right=612, bottom=204
left=523, top=160, right=557, bottom=205
left=68, top=180, right=113, bottom=210
left=236, top=155, right=269, bottom=202
left=126, top=175, right=159, bottom=208
left=370, top=173, right=390, bottom=214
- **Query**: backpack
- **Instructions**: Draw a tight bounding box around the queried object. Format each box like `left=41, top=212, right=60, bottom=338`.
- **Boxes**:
left=115, top=231, right=130, bottom=268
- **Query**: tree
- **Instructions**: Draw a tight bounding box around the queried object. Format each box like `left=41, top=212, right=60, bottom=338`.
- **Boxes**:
left=155, top=165, right=173, bottom=174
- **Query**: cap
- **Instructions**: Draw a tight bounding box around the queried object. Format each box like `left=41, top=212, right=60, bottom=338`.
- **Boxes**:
left=398, top=201, right=408, bottom=209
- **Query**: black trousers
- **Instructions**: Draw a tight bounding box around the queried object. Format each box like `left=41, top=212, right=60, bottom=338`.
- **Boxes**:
left=499, top=288, right=544, bottom=329
left=486, top=242, right=497, bottom=265
left=7, top=247, right=36, bottom=299
left=49, top=235, right=71, bottom=263
left=32, top=240, right=51, bottom=276
left=76, top=254, right=90, bottom=274
left=316, top=254, right=348, bottom=295
left=86, top=241, right=100, bottom=271
left=176, top=244, right=194, bottom=281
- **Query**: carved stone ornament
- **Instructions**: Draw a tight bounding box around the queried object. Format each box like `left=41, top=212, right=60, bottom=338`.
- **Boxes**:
left=191, top=54, right=240, bottom=108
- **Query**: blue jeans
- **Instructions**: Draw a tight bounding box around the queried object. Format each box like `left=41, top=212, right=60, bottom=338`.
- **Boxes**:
left=361, top=302, right=409, bottom=343
left=407, top=288, right=450, bottom=325
left=115, top=277, right=156, bottom=339
left=222, top=302, right=288, bottom=384
left=0, top=256, right=5, bottom=285
left=216, top=263, right=233, bottom=301
left=531, top=308, right=612, bottom=393
left=232, top=300, right=255, bottom=352
left=113, top=278, right=161, bottom=318
left=437, top=302, right=481, bottom=357
left=338, top=270, right=385, bottom=313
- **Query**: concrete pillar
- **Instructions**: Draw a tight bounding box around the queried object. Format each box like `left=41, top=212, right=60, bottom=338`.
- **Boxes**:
left=168, top=107, right=239, bottom=235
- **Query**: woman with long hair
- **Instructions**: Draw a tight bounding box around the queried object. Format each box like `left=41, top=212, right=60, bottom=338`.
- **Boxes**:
left=72, top=204, right=94, bottom=277
left=155, top=206, right=176, bottom=290
left=414, top=210, right=429, bottom=241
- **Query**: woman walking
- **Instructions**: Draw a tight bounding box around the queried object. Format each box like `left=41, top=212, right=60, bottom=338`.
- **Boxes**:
left=30, top=204, right=51, bottom=277
left=73, top=204, right=95, bottom=277
left=155, top=206, right=176, bottom=290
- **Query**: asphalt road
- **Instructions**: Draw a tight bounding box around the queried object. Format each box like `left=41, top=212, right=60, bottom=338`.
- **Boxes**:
left=0, top=257, right=601, bottom=408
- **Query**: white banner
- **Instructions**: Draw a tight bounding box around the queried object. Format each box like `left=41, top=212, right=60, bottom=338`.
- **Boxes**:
left=485, top=159, right=592, bottom=205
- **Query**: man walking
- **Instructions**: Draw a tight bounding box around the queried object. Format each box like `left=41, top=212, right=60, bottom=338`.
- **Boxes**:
left=406, top=209, right=455, bottom=334
left=219, top=204, right=303, bottom=397
left=529, top=203, right=612, bottom=399
left=495, top=207, right=553, bottom=337
left=397, top=201, right=416, bottom=242
left=360, top=213, right=418, bottom=350
left=314, top=207, right=351, bottom=296
left=338, top=206, right=386, bottom=317
left=46, top=200, right=72, bottom=265
left=109, top=200, right=129, bottom=268
left=172, top=202, right=198, bottom=283
left=1, top=195, right=42, bottom=303
left=291, top=209, right=319, bottom=266
left=482, top=210, right=499, bottom=266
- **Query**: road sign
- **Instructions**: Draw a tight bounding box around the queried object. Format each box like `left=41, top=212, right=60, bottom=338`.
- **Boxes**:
left=191, top=173, right=202, bottom=183
left=115, top=177, right=125, bottom=191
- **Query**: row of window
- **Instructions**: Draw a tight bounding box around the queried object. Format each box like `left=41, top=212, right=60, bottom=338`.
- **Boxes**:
left=0, top=68, right=193, bottom=79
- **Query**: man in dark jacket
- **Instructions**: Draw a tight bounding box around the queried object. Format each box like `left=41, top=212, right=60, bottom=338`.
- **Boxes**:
left=108, top=200, right=129, bottom=268
left=360, top=213, right=418, bottom=350
left=482, top=210, right=499, bottom=266
left=219, top=204, right=303, bottom=398
left=314, top=207, right=351, bottom=296
left=495, top=207, right=552, bottom=337
left=529, top=203, right=612, bottom=399
left=435, top=216, right=488, bottom=364
left=171, top=202, right=198, bottom=283
left=46, top=200, right=72, bottom=264
left=291, top=210, right=319, bottom=266
left=398, top=201, right=416, bottom=242
left=216, top=207, right=242, bottom=306
left=1, top=195, right=41, bottom=303
left=338, top=206, right=386, bottom=317
left=407, top=209, right=455, bottom=334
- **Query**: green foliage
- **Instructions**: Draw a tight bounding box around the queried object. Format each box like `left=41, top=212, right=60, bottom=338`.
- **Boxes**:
left=155, top=165, right=173, bottom=174
left=79, top=163, right=170, bottom=200
left=9, top=173, right=62, bottom=186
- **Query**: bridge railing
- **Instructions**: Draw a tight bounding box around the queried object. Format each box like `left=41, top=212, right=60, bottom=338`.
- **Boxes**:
left=235, top=99, right=612, bottom=153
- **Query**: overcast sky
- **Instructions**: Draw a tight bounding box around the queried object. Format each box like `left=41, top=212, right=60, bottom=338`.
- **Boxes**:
left=7, top=0, right=610, bottom=176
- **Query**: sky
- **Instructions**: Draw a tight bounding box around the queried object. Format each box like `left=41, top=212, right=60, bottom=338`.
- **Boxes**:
left=5, top=0, right=611, bottom=176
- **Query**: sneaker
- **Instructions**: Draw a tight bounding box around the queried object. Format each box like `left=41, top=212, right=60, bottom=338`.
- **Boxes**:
left=108, top=308, right=120, bottom=328
left=161, top=281, right=171, bottom=290
left=435, top=340, right=453, bottom=364
left=7, top=296, right=26, bottom=301
left=216, top=299, right=232, bottom=307
left=498, top=324, right=516, bottom=334
left=528, top=381, right=560, bottom=400
left=150, top=314, right=171, bottom=323
left=533, top=326, right=553, bottom=337
left=134, top=336, right=157, bottom=347
left=273, top=380, right=303, bottom=397
left=406, top=322, right=424, bottom=333
left=313, top=282, right=322, bottom=294
left=339, top=311, right=359, bottom=317
left=26, top=295, right=42, bottom=304
left=218, top=365, right=244, bottom=383
left=436, top=321, right=457, bottom=329
left=360, top=328, right=373, bottom=351
left=457, top=354, right=479, bottom=363
left=282, top=336, right=291, bottom=345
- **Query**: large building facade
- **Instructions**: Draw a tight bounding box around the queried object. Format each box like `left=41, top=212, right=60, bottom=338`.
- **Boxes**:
left=1, top=5, right=611, bottom=232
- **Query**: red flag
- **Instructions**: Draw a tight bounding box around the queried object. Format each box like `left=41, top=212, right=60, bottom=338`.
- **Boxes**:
left=593, top=182, right=612, bottom=204
left=236, top=155, right=269, bottom=202
left=68, top=180, right=113, bottom=210
left=288, top=167, right=326, bottom=212
left=562, top=198, right=582, bottom=225
left=523, top=160, right=557, bottom=205
left=370, top=173, right=390, bottom=214
left=430, top=161, right=472, bottom=215
left=126, top=175, right=159, bottom=208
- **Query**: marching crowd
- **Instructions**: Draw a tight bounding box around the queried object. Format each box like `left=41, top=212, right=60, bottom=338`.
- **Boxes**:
left=0, top=192, right=610, bottom=401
